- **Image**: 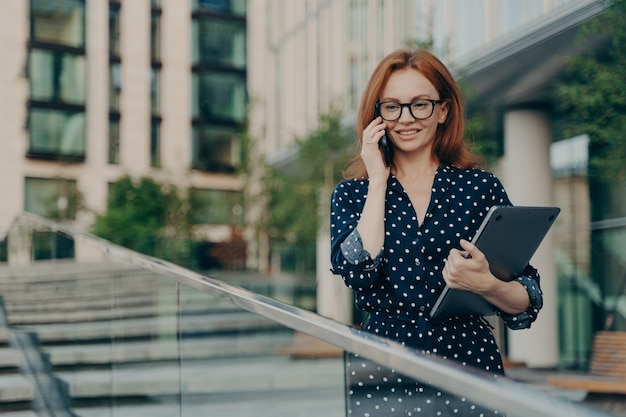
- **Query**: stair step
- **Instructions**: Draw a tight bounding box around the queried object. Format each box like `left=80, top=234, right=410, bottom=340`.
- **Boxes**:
left=56, top=356, right=343, bottom=398
left=0, top=374, right=34, bottom=402
left=0, top=412, right=38, bottom=417
left=21, top=311, right=281, bottom=343
left=45, top=333, right=295, bottom=366
left=0, top=347, right=21, bottom=369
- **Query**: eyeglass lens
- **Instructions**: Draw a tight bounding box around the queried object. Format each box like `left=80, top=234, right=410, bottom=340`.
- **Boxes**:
left=378, top=100, right=436, bottom=121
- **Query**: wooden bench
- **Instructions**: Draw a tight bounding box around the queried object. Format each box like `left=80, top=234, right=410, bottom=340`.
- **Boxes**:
left=547, top=331, right=626, bottom=394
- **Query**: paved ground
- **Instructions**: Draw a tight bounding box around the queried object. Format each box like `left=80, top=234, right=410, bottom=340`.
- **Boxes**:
left=506, top=367, right=626, bottom=417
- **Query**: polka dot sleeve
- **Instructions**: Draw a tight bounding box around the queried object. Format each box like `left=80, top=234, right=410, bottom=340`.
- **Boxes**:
left=329, top=179, right=382, bottom=290
left=498, top=264, right=543, bottom=329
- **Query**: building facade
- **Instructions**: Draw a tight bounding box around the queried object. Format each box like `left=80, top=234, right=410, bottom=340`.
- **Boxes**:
left=0, top=0, right=247, bottom=269
left=2, top=0, right=622, bottom=371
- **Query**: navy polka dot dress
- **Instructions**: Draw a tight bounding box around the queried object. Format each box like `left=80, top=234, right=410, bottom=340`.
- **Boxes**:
left=330, top=166, right=543, bottom=416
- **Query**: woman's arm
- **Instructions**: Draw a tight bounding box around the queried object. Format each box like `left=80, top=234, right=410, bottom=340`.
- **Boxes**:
left=355, top=176, right=387, bottom=256
left=329, top=183, right=384, bottom=290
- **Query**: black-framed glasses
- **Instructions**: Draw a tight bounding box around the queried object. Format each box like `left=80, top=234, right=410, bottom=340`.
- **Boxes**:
left=375, top=99, right=445, bottom=121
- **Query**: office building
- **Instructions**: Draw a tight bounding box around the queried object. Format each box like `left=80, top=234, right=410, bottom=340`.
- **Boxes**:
left=0, top=0, right=247, bottom=269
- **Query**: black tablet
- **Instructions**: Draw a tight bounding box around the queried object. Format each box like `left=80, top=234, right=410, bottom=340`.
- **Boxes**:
left=429, top=205, right=560, bottom=319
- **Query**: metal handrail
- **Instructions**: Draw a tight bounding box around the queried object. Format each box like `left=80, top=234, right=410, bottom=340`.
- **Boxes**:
left=8, top=213, right=613, bottom=417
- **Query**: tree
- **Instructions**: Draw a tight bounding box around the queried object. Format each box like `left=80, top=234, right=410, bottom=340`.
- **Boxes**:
left=264, top=112, right=354, bottom=243
left=91, top=175, right=189, bottom=258
left=553, top=0, right=626, bottom=182
left=553, top=0, right=626, bottom=333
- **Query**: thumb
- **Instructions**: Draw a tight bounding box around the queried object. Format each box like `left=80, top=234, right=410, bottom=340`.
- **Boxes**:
left=459, top=238, right=478, bottom=258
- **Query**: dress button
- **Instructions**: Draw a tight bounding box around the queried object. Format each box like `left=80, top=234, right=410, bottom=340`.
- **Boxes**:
left=415, top=258, right=421, bottom=266
left=419, top=306, right=426, bottom=312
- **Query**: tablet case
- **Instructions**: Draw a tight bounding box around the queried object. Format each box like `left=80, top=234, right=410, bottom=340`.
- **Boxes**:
left=429, top=205, right=560, bottom=319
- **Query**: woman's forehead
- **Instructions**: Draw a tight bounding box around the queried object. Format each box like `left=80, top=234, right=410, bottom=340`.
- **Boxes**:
left=381, top=68, right=438, bottom=100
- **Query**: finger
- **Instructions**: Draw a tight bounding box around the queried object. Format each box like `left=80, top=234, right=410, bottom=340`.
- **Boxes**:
left=441, top=262, right=451, bottom=284
left=459, top=239, right=484, bottom=260
left=363, top=126, right=387, bottom=145
left=448, top=247, right=466, bottom=260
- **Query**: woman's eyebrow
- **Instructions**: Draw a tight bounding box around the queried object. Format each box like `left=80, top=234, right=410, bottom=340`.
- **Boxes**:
left=379, top=94, right=437, bottom=102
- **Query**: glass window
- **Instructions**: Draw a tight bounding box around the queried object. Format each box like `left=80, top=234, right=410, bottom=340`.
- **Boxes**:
left=151, top=11, right=161, bottom=61
left=24, top=177, right=80, bottom=220
left=29, top=49, right=86, bottom=105
left=32, top=231, right=75, bottom=260
left=109, top=117, right=120, bottom=164
left=150, top=67, right=160, bottom=115
left=192, top=72, right=246, bottom=122
left=109, top=63, right=121, bottom=110
left=189, top=188, right=244, bottom=226
left=192, top=125, right=240, bottom=173
left=109, top=3, right=120, bottom=57
left=151, top=119, right=161, bottom=167
left=192, top=18, right=246, bottom=68
left=30, top=0, right=85, bottom=48
left=29, top=108, right=85, bottom=158
left=0, top=239, right=7, bottom=263
left=192, top=0, right=246, bottom=15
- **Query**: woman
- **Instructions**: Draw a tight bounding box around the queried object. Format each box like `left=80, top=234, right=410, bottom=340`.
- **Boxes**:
left=330, top=49, right=543, bottom=416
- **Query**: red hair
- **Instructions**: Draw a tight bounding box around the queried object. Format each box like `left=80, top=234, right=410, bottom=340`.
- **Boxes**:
left=343, top=49, right=483, bottom=179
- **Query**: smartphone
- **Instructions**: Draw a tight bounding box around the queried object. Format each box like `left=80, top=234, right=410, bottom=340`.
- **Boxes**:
left=374, top=107, right=393, bottom=167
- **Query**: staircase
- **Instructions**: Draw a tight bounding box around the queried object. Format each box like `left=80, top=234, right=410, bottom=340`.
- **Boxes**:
left=0, top=261, right=341, bottom=416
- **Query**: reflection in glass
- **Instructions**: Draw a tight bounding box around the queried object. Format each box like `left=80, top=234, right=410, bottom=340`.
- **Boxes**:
left=192, top=125, right=240, bottom=173
left=0, top=215, right=612, bottom=417
left=151, top=10, right=161, bottom=61
left=29, top=108, right=85, bottom=158
left=32, top=231, right=75, bottom=260
left=151, top=119, right=161, bottom=167
left=29, top=49, right=86, bottom=104
left=31, top=0, right=85, bottom=48
left=192, top=72, right=246, bottom=122
left=193, top=0, right=247, bottom=15
left=189, top=188, right=244, bottom=226
left=192, top=18, right=246, bottom=68
left=109, top=117, right=120, bottom=164
left=24, top=177, right=79, bottom=220
left=345, top=352, right=502, bottom=416
left=109, top=63, right=121, bottom=110
left=109, top=3, right=120, bottom=56
left=150, top=68, right=160, bottom=114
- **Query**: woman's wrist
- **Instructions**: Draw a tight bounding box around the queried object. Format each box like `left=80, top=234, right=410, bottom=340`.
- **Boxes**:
left=367, top=175, right=388, bottom=191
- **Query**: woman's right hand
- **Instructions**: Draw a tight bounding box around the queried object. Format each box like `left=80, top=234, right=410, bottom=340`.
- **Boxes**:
left=361, top=116, right=390, bottom=180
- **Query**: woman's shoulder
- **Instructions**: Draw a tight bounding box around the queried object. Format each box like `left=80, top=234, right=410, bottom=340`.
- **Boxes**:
left=441, top=165, right=502, bottom=183
left=333, top=177, right=370, bottom=194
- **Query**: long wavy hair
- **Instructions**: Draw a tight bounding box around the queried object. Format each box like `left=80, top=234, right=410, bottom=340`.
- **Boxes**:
left=343, top=49, right=484, bottom=179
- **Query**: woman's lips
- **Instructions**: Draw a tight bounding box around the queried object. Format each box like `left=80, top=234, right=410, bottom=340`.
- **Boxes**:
left=395, top=129, right=421, bottom=138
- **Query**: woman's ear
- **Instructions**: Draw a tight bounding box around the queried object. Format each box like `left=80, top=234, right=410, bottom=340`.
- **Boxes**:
left=437, top=100, right=450, bottom=124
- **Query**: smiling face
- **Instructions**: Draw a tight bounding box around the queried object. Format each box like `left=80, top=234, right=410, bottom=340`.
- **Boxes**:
left=380, top=68, right=449, bottom=157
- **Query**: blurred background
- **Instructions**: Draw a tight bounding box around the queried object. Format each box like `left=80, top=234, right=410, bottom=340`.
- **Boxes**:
left=0, top=0, right=625, bottom=403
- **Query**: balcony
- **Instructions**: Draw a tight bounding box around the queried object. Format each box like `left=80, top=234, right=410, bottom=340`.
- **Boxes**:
left=0, top=214, right=619, bottom=416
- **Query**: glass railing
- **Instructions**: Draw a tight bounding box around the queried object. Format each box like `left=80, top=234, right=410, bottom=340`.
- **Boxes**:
left=0, top=213, right=616, bottom=417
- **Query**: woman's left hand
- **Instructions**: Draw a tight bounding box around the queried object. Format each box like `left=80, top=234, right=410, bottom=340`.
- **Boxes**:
left=442, top=239, right=531, bottom=315
left=442, top=239, right=497, bottom=293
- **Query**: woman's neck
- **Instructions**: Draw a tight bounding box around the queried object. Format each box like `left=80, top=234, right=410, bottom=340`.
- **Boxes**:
left=392, top=154, right=439, bottom=182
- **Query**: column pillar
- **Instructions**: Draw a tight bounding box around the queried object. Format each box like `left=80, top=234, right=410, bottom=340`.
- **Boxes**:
left=502, top=109, right=559, bottom=367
